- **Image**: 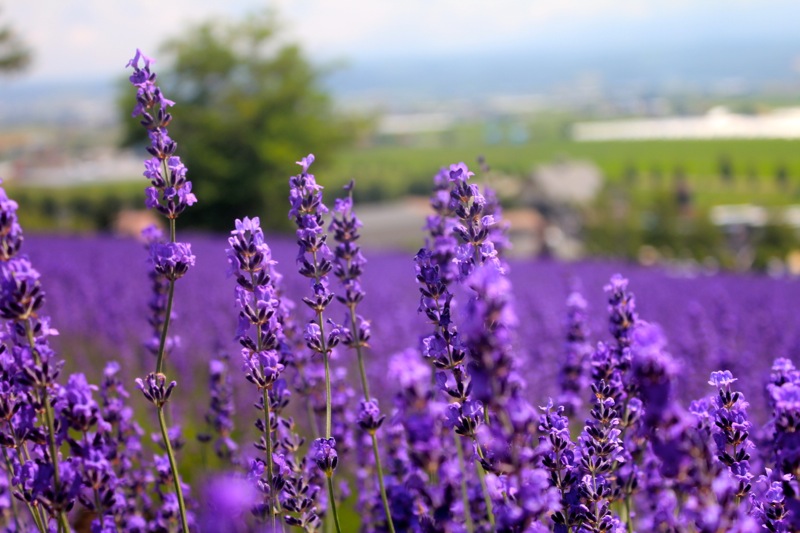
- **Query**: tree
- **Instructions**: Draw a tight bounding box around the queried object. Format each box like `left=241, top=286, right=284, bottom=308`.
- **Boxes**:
left=120, top=10, right=352, bottom=230
left=0, top=9, right=31, bottom=73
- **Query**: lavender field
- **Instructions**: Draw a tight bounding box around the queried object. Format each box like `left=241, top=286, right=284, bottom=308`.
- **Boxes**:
left=0, top=49, right=797, bottom=533
left=26, top=232, right=800, bottom=425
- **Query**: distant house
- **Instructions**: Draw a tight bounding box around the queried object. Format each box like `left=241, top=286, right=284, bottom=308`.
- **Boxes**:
left=525, top=160, right=603, bottom=206
left=573, top=106, right=800, bottom=141
left=114, top=209, right=162, bottom=240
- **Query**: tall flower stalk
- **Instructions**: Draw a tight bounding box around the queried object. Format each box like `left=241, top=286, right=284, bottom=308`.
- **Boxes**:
left=126, top=49, right=196, bottom=533
left=329, top=181, right=395, bottom=532
left=227, top=216, right=286, bottom=527
left=414, top=162, right=512, bottom=529
left=707, top=370, right=755, bottom=504
left=289, top=154, right=343, bottom=533
left=414, top=248, right=484, bottom=530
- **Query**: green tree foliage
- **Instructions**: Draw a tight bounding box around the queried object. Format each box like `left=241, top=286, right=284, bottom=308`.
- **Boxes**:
left=0, top=9, right=31, bottom=73
left=120, top=11, right=352, bottom=230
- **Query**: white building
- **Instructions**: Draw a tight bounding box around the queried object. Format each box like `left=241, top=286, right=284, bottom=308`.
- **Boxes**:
left=573, top=107, right=800, bottom=141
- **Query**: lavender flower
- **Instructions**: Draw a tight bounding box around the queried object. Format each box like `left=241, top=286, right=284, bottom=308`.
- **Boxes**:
left=0, top=185, right=23, bottom=262
left=447, top=162, right=502, bottom=280
left=98, top=361, right=150, bottom=528
left=312, top=437, right=338, bottom=475
left=135, top=373, right=176, bottom=408
left=753, top=472, right=791, bottom=533
left=539, top=400, right=580, bottom=530
left=575, top=348, right=627, bottom=530
left=357, top=399, right=385, bottom=434
left=632, top=322, right=679, bottom=429
left=0, top=190, right=74, bottom=530
left=142, top=225, right=177, bottom=359
left=708, top=370, right=755, bottom=502
left=150, top=242, right=196, bottom=282
left=766, top=358, right=800, bottom=529
left=462, top=260, right=519, bottom=410
left=197, top=358, right=237, bottom=462
left=605, top=274, right=637, bottom=350
left=227, top=215, right=289, bottom=525
left=557, top=290, right=592, bottom=418
left=127, top=49, right=196, bottom=218
left=289, top=155, right=346, bottom=532
left=127, top=48, right=193, bottom=532
left=329, top=180, right=396, bottom=530
left=424, top=167, right=459, bottom=285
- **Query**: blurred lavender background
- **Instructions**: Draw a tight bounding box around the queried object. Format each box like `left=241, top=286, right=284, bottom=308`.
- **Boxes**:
left=27, top=232, right=800, bottom=427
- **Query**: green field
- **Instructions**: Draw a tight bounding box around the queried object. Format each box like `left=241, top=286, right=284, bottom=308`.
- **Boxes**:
left=10, top=134, right=800, bottom=233
left=328, top=137, right=800, bottom=207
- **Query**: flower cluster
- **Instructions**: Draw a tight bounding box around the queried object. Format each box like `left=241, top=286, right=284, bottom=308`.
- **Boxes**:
left=423, top=166, right=459, bottom=284
left=708, top=370, right=755, bottom=500
left=764, top=358, right=799, bottom=530
left=0, top=179, right=152, bottom=532
left=539, top=401, right=580, bottom=529
left=446, top=162, right=502, bottom=279
left=126, top=49, right=197, bottom=218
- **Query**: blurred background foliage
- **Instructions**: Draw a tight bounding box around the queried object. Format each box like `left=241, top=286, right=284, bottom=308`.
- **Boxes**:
left=0, top=7, right=29, bottom=73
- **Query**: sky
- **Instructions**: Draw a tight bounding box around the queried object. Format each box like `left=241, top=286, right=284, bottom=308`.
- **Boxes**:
left=3, top=0, right=800, bottom=84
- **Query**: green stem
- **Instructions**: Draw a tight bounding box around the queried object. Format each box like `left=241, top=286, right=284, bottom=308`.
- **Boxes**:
left=348, top=307, right=371, bottom=400
left=252, top=289, right=280, bottom=529
left=158, top=407, right=189, bottom=533
left=349, top=304, right=395, bottom=532
left=322, top=347, right=332, bottom=439
left=474, top=453, right=495, bottom=529
left=326, top=475, right=342, bottom=533
left=263, top=387, right=276, bottom=529
left=25, top=324, right=69, bottom=533
left=155, top=280, right=175, bottom=375
left=83, top=432, right=109, bottom=531
left=624, top=495, right=633, bottom=533
left=309, top=240, right=341, bottom=532
left=149, top=211, right=186, bottom=531
left=19, top=443, right=48, bottom=532
left=370, top=433, right=396, bottom=533
left=454, top=434, right=475, bottom=533
left=3, top=448, right=31, bottom=533
left=155, top=204, right=176, bottom=375
left=4, top=427, right=45, bottom=533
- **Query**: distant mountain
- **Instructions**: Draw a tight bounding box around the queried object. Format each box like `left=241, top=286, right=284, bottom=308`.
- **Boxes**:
left=0, top=78, right=117, bottom=126
left=3, top=38, right=800, bottom=125
left=324, top=40, right=800, bottom=110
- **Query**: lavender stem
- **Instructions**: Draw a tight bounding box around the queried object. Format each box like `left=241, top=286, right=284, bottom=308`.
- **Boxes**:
left=325, top=475, right=342, bottom=533
left=263, top=387, right=276, bottom=527
left=454, top=432, right=475, bottom=533
left=473, top=446, right=495, bottom=528
left=154, top=280, right=175, bottom=375
left=158, top=406, right=189, bottom=532
left=3, top=448, right=29, bottom=533
left=25, top=324, right=69, bottom=533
